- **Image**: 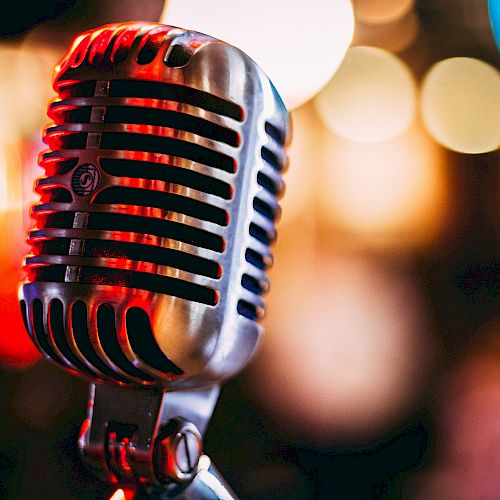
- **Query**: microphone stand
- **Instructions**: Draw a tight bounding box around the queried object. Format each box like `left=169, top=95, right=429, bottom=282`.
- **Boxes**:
left=133, top=457, right=236, bottom=499
left=79, top=383, right=237, bottom=499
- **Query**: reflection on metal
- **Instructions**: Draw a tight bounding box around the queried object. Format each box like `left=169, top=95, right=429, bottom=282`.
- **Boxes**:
left=180, top=455, right=237, bottom=500
left=19, top=22, right=290, bottom=389
left=18, top=22, right=290, bottom=497
left=79, top=383, right=219, bottom=487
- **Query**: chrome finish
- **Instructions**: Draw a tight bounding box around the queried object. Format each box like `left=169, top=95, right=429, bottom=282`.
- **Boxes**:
left=154, top=418, right=203, bottom=484
left=79, top=383, right=219, bottom=485
left=19, top=22, right=291, bottom=389
left=18, top=22, right=290, bottom=495
left=123, top=456, right=237, bottom=499
left=162, top=456, right=237, bottom=499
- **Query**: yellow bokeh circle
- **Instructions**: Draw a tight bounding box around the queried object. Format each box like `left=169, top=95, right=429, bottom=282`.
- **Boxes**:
left=421, top=57, right=500, bottom=154
left=314, top=46, right=416, bottom=143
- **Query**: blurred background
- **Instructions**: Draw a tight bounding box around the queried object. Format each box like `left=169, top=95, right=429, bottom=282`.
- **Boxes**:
left=0, top=0, right=499, bottom=498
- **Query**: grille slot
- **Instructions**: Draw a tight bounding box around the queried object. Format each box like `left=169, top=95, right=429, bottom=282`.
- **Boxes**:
left=26, top=261, right=219, bottom=306
left=39, top=187, right=73, bottom=203
left=99, top=133, right=235, bottom=173
left=32, top=239, right=71, bottom=256
left=261, top=146, right=282, bottom=171
left=21, top=262, right=219, bottom=306
left=165, top=44, right=192, bottom=68
left=265, top=121, right=286, bottom=146
left=137, top=28, right=169, bottom=65
left=83, top=239, right=221, bottom=279
left=71, top=301, right=128, bottom=382
left=29, top=266, right=67, bottom=283
left=93, top=187, right=228, bottom=226
left=87, top=29, right=116, bottom=65
left=108, top=80, right=244, bottom=122
left=56, top=107, right=92, bottom=123
left=111, top=27, right=142, bottom=64
left=126, top=307, right=183, bottom=376
left=96, top=304, right=154, bottom=381
left=241, top=274, right=264, bottom=296
left=99, top=158, right=232, bottom=200
left=245, top=248, right=267, bottom=271
left=87, top=212, right=224, bottom=252
left=31, top=299, right=63, bottom=365
left=41, top=157, right=79, bottom=177
left=20, top=300, right=29, bottom=332
left=34, top=212, right=75, bottom=229
left=56, top=106, right=240, bottom=147
left=59, top=81, right=96, bottom=98
left=45, top=130, right=236, bottom=174
left=50, top=132, right=87, bottom=149
left=249, top=222, right=274, bottom=245
left=49, top=299, right=98, bottom=378
left=111, top=107, right=238, bottom=146
left=237, top=299, right=259, bottom=321
left=257, top=171, right=281, bottom=196
left=80, top=267, right=218, bottom=305
left=253, top=197, right=277, bottom=222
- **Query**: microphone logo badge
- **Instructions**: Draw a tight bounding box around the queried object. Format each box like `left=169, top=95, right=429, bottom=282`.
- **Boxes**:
left=71, top=163, right=100, bottom=196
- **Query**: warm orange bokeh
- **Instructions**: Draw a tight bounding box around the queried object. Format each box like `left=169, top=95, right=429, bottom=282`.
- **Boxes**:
left=0, top=143, right=40, bottom=368
left=0, top=227, right=40, bottom=369
left=319, top=122, right=452, bottom=252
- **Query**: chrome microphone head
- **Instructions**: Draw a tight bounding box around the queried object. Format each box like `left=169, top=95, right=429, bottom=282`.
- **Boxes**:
left=19, top=22, right=290, bottom=389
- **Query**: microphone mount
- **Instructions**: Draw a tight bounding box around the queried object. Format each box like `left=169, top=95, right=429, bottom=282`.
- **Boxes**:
left=79, top=383, right=235, bottom=497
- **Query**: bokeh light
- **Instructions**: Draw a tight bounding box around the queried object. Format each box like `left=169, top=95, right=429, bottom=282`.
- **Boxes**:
left=0, top=43, right=47, bottom=368
left=0, top=151, right=12, bottom=213
left=421, top=57, right=500, bottom=154
left=314, top=46, right=416, bottom=143
left=319, top=123, right=450, bottom=251
left=0, top=142, right=39, bottom=368
left=0, top=47, right=23, bottom=141
left=161, top=0, right=354, bottom=109
left=0, top=41, right=57, bottom=140
left=0, top=36, right=57, bottom=369
left=354, top=10, right=420, bottom=54
left=353, top=0, right=414, bottom=25
left=15, top=32, right=60, bottom=122
left=252, top=247, right=434, bottom=443
left=279, top=104, right=318, bottom=225
left=0, top=145, right=28, bottom=259
left=414, top=326, right=500, bottom=498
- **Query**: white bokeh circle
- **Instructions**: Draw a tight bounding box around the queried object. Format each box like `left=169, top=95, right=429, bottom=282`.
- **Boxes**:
left=161, top=0, right=354, bottom=109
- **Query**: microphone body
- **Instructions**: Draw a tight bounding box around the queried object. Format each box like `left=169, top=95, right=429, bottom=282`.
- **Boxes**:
left=19, top=22, right=290, bottom=390
left=18, top=22, right=290, bottom=491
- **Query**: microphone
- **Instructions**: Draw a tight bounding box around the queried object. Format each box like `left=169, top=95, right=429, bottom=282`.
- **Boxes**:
left=18, top=22, right=290, bottom=492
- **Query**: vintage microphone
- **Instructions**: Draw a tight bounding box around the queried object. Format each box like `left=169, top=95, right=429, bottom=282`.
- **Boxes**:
left=18, top=22, right=290, bottom=497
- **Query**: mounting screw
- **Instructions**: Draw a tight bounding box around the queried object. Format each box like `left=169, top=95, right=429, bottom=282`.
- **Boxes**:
left=154, top=418, right=203, bottom=484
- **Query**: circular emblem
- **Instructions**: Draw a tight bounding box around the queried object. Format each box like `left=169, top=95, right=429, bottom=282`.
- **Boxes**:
left=71, top=163, right=100, bottom=196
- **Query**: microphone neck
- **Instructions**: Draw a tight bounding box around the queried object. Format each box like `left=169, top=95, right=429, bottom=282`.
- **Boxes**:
left=79, top=383, right=220, bottom=487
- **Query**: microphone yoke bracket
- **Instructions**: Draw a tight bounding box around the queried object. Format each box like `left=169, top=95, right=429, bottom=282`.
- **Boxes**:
left=78, top=383, right=219, bottom=490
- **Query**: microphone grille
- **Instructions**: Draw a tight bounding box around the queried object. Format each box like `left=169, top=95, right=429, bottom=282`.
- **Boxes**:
left=20, top=23, right=290, bottom=387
